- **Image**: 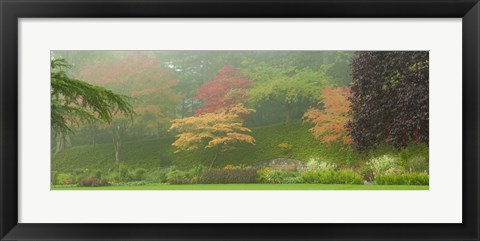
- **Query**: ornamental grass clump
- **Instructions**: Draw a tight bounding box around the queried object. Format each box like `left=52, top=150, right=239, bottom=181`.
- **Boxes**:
left=366, top=155, right=399, bottom=178
left=304, top=158, right=337, bottom=172
left=257, top=169, right=299, bottom=184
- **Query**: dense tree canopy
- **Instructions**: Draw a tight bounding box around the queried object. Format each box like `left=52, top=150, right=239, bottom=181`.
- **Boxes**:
left=244, top=64, right=331, bottom=123
left=76, top=52, right=180, bottom=137
left=169, top=104, right=256, bottom=167
left=347, top=51, right=429, bottom=150
left=51, top=58, right=133, bottom=135
left=195, top=66, right=252, bottom=115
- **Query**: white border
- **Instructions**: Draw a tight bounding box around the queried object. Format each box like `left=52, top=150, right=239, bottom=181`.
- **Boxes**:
left=19, top=19, right=462, bottom=223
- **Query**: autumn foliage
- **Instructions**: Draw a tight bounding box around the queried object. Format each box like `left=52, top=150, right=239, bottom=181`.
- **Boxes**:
left=76, top=52, right=180, bottom=136
left=195, top=66, right=252, bottom=115
left=169, top=104, right=256, bottom=152
left=303, top=87, right=352, bottom=144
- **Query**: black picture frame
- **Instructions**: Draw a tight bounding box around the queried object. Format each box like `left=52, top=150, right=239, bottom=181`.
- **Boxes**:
left=1, top=0, right=479, bottom=240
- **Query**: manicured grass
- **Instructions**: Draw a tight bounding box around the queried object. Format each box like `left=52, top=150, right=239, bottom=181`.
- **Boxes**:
left=52, top=183, right=429, bottom=190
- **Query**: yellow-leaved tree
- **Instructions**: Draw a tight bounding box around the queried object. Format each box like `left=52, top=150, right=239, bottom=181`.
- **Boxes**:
left=169, top=104, right=256, bottom=168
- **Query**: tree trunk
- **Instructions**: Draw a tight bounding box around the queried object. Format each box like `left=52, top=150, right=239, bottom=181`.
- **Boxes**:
left=209, top=148, right=220, bottom=169
left=112, top=122, right=126, bottom=164
left=114, top=142, right=121, bottom=163
left=64, top=134, right=71, bottom=148
left=55, top=133, right=64, bottom=154
left=284, top=104, right=292, bottom=123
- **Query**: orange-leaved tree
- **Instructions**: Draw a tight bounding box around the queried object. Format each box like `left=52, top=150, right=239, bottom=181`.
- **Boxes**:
left=169, top=104, right=256, bottom=168
left=303, top=86, right=352, bottom=145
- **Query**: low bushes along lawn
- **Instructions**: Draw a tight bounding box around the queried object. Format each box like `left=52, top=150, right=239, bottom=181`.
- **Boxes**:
left=52, top=183, right=429, bottom=190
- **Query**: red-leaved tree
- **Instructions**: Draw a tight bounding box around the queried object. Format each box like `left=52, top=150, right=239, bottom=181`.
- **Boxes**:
left=75, top=52, right=180, bottom=163
left=195, top=66, right=252, bottom=115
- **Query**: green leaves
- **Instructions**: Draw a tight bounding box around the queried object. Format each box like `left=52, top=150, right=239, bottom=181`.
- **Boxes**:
left=51, top=59, right=133, bottom=135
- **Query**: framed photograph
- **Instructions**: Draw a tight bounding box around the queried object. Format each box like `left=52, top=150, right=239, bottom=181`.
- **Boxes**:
left=1, top=0, right=478, bottom=240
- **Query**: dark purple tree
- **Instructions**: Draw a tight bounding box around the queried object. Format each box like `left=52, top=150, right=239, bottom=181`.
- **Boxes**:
left=347, top=51, right=429, bottom=150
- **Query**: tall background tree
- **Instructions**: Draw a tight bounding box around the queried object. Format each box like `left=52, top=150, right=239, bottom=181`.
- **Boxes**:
left=244, top=64, right=331, bottom=124
left=51, top=58, right=133, bottom=153
left=347, top=51, right=429, bottom=150
left=195, top=65, right=252, bottom=115
left=74, top=52, right=180, bottom=162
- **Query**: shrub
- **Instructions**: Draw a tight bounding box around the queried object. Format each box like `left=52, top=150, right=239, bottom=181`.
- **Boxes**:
left=199, top=168, right=257, bottom=184
left=366, top=155, right=399, bottom=177
left=51, top=171, right=58, bottom=185
left=223, top=164, right=251, bottom=170
left=106, top=171, right=122, bottom=184
left=301, top=170, right=363, bottom=184
left=282, top=176, right=304, bottom=184
left=257, top=169, right=299, bottom=184
left=166, top=168, right=194, bottom=184
left=145, top=168, right=169, bottom=183
left=304, top=158, right=337, bottom=172
left=168, top=177, right=195, bottom=185
left=57, top=173, right=75, bottom=185
left=186, top=165, right=206, bottom=182
left=403, top=156, right=429, bottom=173
left=92, top=169, right=103, bottom=179
left=115, top=181, right=147, bottom=186
left=78, top=177, right=110, bottom=187
left=166, top=169, right=187, bottom=180
left=166, top=171, right=186, bottom=183
left=117, top=164, right=132, bottom=182
left=132, top=168, right=147, bottom=181
left=278, top=142, right=293, bottom=156
left=375, top=172, right=429, bottom=185
left=359, top=165, right=373, bottom=182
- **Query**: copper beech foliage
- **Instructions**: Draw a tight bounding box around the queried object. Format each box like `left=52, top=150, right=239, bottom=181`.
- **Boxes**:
left=303, top=87, right=352, bottom=145
left=347, top=51, right=429, bottom=150
left=169, top=104, right=256, bottom=152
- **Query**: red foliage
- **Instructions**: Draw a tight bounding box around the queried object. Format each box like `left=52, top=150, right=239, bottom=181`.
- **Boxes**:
left=195, top=66, right=252, bottom=115
left=76, top=52, right=178, bottom=98
left=303, top=87, right=352, bottom=145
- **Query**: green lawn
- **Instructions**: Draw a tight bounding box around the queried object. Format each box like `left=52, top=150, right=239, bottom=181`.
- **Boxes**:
left=52, top=183, right=429, bottom=190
